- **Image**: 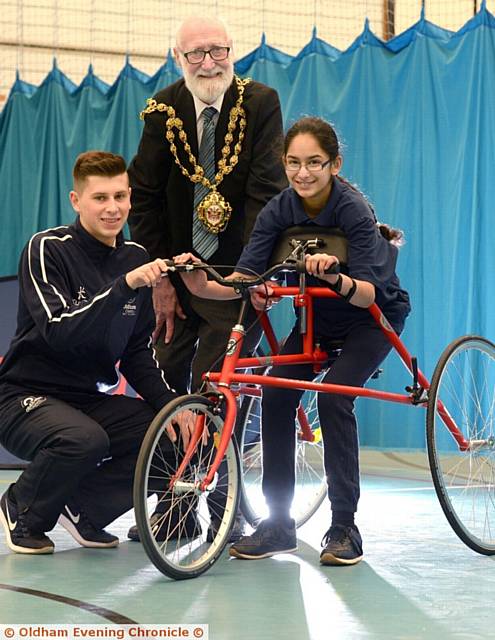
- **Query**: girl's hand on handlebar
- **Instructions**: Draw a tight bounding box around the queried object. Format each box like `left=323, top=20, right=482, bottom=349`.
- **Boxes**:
left=305, top=253, right=340, bottom=284
left=173, top=252, right=208, bottom=294
left=249, top=282, right=280, bottom=311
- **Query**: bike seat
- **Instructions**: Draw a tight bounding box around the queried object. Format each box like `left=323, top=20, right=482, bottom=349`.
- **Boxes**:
left=268, top=226, right=348, bottom=267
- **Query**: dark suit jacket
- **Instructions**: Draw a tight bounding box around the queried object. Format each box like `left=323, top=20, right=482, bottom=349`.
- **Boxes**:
left=127, top=78, right=288, bottom=266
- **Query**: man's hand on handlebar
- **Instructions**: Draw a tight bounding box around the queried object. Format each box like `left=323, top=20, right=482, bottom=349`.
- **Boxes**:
left=305, top=253, right=340, bottom=285
left=125, top=258, right=170, bottom=290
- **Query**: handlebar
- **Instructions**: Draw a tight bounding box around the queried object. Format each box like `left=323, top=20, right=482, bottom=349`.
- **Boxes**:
left=162, top=258, right=340, bottom=291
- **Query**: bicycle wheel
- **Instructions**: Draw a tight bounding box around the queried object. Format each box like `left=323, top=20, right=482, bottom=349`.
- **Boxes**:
left=133, top=394, right=241, bottom=579
left=237, top=372, right=327, bottom=528
left=426, top=335, right=495, bottom=555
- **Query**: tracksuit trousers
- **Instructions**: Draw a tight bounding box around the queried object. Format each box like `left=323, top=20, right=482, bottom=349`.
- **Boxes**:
left=0, top=384, right=167, bottom=533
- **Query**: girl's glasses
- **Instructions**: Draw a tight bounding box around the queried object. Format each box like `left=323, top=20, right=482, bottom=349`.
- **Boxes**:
left=285, top=159, right=331, bottom=173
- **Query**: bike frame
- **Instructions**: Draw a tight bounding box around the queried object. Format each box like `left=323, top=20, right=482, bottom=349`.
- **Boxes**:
left=171, top=283, right=466, bottom=493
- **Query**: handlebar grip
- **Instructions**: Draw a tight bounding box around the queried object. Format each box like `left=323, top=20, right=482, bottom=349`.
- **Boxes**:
left=296, top=260, right=341, bottom=275
left=323, top=263, right=340, bottom=275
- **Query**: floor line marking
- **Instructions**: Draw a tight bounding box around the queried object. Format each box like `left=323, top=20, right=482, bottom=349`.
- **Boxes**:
left=0, top=583, right=138, bottom=623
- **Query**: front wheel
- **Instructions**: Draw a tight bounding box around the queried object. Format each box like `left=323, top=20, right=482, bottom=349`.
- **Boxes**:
left=426, top=335, right=495, bottom=555
left=133, top=395, right=241, bottom=579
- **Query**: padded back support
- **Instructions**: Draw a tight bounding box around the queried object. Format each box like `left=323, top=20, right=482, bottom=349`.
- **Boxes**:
left=268, top=225, right=348, bottom=267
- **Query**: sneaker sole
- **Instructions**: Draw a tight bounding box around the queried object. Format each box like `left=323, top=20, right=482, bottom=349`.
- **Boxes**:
left=58, top=515, right=119, bottom=548
left=229, top=545, right=298, bottom=560
left=320, top=551, right=363, bottom=566
left=0, top=508, right=54, bottom=555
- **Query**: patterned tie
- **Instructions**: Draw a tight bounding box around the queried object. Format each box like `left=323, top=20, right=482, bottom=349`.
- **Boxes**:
left=193, top=106, right=218, bottom=259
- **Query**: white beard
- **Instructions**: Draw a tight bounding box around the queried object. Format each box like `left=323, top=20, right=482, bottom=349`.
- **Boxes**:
left=184, top=66, right=234, bottom=104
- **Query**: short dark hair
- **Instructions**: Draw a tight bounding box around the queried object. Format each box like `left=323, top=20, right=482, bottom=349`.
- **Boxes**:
left=73, top=151, right=127, bottom=189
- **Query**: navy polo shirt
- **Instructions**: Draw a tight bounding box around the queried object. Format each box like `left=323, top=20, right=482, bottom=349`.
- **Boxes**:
left=237, top=179, right=411, bottom=336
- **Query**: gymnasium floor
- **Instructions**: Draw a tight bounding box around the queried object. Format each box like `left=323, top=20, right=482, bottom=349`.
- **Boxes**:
left=1, top=451, right=493, bottom=640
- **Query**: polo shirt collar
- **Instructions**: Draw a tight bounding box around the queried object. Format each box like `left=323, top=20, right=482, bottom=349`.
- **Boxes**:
left=290, top=177, right=344, bottom=224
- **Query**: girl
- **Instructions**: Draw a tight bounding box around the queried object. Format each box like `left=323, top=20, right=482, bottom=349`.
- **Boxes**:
left=175, top=116, right=410, bottom=566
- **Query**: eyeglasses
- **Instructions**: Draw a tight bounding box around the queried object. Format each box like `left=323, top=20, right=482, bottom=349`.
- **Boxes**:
left=285, top=159, right=332, bottom=173
left=182, top=47, right=231, bottom=64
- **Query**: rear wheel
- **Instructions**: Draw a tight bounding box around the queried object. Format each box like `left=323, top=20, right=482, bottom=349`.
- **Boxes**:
left=134, top=395, right=241, bottom=579
left=237, top=372, right=327, bottom=528
left=426, top=335, right=495, bottom=555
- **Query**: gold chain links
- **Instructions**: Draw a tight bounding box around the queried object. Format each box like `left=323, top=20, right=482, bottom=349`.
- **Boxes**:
left=139, top=76, right=251, bottom=194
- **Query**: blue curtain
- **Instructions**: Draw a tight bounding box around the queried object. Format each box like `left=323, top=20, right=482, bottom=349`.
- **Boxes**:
left=1, top=7, right=495, bottom=449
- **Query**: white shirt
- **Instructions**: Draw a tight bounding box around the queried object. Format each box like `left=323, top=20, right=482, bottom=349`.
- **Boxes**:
left=192, top=94, right=224, bottom=143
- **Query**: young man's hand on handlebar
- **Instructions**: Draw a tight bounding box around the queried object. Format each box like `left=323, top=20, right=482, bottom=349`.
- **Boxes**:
left=125, top=258, right=171, bottom=290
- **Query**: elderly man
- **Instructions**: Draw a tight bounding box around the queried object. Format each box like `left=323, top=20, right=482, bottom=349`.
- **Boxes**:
left=126, top=15, right=287, bottom=543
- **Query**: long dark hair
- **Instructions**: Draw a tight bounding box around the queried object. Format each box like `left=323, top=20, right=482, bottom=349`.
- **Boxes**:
left=284, top=117, right=404, bottom=246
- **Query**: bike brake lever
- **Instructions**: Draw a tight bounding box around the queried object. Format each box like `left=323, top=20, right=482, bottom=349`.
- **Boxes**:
left=161, top=259, right=206, bottom=275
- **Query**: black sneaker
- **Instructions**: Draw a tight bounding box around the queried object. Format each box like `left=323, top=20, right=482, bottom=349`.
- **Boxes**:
left=229, top=518, right=297, bottom=559
left=320, top=524, right=363, bottom=566
left=207, top=513, right=246, bottom=543
left=58, top=502, right=119, bottom=548
left=0, top=485, right=54, bottom=554
left=128, top=508, right=201, bottom=542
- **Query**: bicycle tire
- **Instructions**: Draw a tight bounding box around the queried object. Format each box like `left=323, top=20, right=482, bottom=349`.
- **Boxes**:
left=426, top=335, right=495, bottom=555
left=133, top=394, right=241, bottom=579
